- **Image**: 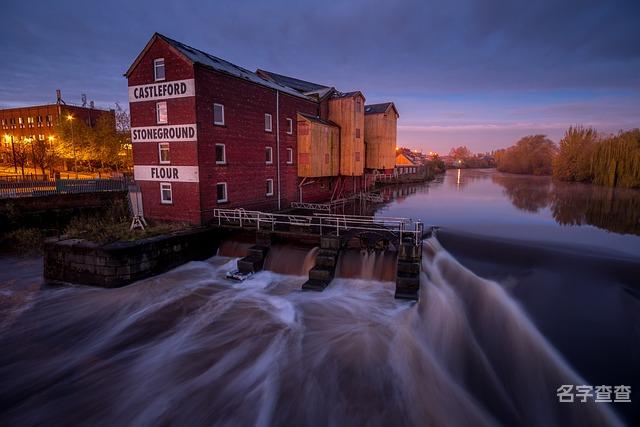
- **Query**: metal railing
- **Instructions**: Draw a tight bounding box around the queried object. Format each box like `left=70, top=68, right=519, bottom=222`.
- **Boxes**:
left=290, top=198, right=349, bottom=212
left=0, top=178, right=129, bottom=199
left=212, top=208, right=423, bottom=245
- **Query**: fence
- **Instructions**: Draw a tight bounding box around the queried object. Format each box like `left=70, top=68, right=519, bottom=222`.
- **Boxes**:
left=0, top=178, right=129, bottom=199
left=212, top=208, right=424, bottom=245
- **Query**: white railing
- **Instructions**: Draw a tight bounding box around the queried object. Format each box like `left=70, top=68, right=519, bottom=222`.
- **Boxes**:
left=212, top=208, right=423, bottom=244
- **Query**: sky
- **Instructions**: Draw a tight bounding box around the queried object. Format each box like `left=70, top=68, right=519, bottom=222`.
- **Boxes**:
left=1, top=0, right=639, bottom=154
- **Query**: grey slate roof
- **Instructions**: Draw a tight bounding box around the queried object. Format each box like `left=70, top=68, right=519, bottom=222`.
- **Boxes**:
left=364, top=102, right=399, bottom=116
left=298, top=113, right=339, bottom=128
left=155, top=34, right=312, bottom=100
left=257, top=70, right=330, bottom=93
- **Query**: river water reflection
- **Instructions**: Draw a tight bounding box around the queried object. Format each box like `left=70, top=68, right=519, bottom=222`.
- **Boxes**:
left=378, top=169, right=640, bottom=258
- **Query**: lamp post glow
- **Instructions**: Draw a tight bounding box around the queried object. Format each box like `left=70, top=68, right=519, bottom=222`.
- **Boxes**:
left=5, top=134, right=17, bottom=174
left=67, top=114, right=78, bottom=178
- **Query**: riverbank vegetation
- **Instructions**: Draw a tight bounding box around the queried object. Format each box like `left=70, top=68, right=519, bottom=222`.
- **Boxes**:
left=495, top=127, right=640, bottom=188
left=494, top=135, right=556, bottom=175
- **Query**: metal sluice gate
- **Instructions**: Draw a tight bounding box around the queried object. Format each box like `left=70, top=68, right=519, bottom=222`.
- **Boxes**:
left=212, top=209, right=424, bottom=300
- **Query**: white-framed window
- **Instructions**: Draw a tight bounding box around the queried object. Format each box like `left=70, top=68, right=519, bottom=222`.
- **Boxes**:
left=160, top=182, right=172, bottom=204
left=215, top=143, right=226, bottom=164
left=264, top=113, right=272, bottom=132
left=286, top=118, right=293, bottom=134
left=216, top=182, right=228, bottom=203
left=265, top=146, right=273, bottom=164
left=158, top=142, right=170, bottom=164
left=213, top=103, right=224, bottom=125
left=286, top=148, right=293, bottom=164
left=154, top=58, right=165, bottom=81
left=266, top=179, right=274, bottom=196
left=156, top=102, right=167, bottom=124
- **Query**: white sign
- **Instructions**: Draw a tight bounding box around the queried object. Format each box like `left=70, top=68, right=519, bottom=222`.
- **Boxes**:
left=134, top=165, right=199, bottom=182
left=128, top=79, right=195, bottom=103
left=131, top=124, right=198, bottom=143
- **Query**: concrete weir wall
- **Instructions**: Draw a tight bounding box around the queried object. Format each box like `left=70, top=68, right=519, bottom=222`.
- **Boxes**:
left=44, top=228, right=225, bottom=287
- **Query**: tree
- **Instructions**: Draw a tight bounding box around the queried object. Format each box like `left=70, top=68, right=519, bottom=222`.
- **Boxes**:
left=449, top=146, right=472, bottom=161
left=496, top=135, right=557, bottom=175
left=32, top=137, right=63, bottom=176
left=553, top=126, right=598, bottom=182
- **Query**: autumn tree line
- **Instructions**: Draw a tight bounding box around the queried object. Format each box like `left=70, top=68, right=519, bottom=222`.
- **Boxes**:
left=495, top=127, right=640, bottom=188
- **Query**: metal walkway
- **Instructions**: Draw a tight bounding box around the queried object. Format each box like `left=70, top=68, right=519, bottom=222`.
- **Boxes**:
left=212, top=208, right=423, bottom=245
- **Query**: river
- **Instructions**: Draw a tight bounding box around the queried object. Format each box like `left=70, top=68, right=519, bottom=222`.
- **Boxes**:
left=0, top=169, right=638, bottom=426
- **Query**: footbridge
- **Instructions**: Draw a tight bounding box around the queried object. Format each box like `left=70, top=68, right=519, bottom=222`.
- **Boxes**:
left=211, top=209, right=424, bottom=300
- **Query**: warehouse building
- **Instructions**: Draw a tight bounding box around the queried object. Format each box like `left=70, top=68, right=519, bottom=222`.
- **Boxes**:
left=126, top=33, right=399, bottom=224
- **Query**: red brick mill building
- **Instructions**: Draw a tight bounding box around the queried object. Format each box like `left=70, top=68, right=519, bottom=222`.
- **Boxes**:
left=126, top=33, right=399, bottom=224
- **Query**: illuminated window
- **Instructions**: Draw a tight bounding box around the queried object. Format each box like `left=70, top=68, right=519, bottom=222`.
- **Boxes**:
left=213, top=103, right=224, bottom=125
left=265, top=146, right=273, bottom=164
left=38, top=134, right=45, bottom=141
left=286, top=148, right=293, bottom=164
left=215, top=143, right=226, bottom=164
left=154, top=58, right=165, bottom=81
left=264, top=113, right=272, bottom=132
left=266, top=179, right=274, bottom=196
left=156, top=102, right=167, bottom=124
left=160, top=182, right=172, bottom=204
left=216, top=182, right=228, bottom=203
left=158, top=143, right=170, bottom=164
left=286, top=118, right=293, bottom=134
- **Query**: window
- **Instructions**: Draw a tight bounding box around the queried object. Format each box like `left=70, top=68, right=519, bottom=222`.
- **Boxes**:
left=213, top=103, right=224, bottom=125
left=265, top=146, right=273, bottom=164
left=37, top=115, right=42, bottom=127
left=156, top=102, right=167, bottom=124
left=286, top=148, right=293, bottom=164
left=216, top=182, right=228, bottom=203
left=264, top=113, right=272, bottom=132
left=215, top=143, right=226, bottom=164
left=154, top=58, right=165, bottom=81
left=286, top=118, right=293, bottom=134
left=46, top=115, right=52, bottom=126
left=38, top=134, right=45, bottom=141
left=27, top=117, right=34, bottom=127
left=266, top=179, right=274, bottom=196
left=158, top=143, right=170, bottom=164
left=160, top=183, right=172, bottom=204
left=355, top=99, right=362, bottom=113
left=355, top=152, right=361, bottom=162
left=355, top=128, right=360, bottom=138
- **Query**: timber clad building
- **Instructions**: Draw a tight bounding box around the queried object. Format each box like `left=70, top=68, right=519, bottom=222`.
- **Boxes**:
left=126, top=33, right=401, bottom=224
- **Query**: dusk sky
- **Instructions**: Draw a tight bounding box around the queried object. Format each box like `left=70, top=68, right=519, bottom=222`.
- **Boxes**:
left=2, top=0, right=639, bottom=154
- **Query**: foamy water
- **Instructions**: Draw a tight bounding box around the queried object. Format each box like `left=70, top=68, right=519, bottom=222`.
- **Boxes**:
left=0, top=238, right=624, bottom=426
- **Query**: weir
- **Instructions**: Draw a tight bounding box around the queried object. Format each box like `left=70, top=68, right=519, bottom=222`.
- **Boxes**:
left=212, top=209, right=424, bottom=300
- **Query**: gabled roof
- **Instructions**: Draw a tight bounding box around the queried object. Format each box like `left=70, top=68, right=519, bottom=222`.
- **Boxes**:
left=298, top=112, right=339, bottom=128
left=125, top=33, right=313, bottom=101
left=365, top=102, right=399, bottom=117
left=330, top=91, right=365, bottom=100
left=256, top=69, right=330, bottom=94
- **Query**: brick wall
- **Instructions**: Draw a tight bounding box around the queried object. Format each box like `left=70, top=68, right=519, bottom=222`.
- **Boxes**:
left=194, top=66, right=318, bottom=222
left=128, top=37, right=201, bottom=224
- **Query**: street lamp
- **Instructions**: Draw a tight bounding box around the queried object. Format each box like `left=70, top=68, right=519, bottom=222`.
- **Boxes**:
left=67, top=114, right=78, bottom=178
left=5, top=134, right=17, bottom=174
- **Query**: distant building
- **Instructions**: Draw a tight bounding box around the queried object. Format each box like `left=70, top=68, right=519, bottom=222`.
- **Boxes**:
left=395, top=148, right=422, bottom=175
left=126, top=33, right=401, bottom=224
left=0, top=95, right=114, bottom=166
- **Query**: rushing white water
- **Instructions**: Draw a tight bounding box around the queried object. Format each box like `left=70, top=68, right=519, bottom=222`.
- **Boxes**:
left=0, top=238, right=623, bottom=426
